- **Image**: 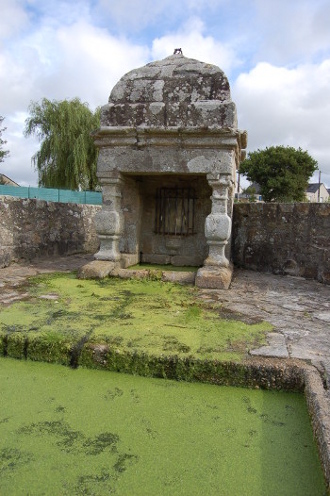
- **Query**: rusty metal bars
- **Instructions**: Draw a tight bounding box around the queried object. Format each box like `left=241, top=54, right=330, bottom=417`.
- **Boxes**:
left=154, top=187, right=196, bottom=235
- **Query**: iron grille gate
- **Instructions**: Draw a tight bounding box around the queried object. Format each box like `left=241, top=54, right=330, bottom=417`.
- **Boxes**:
left=155, top=187, right=196, bottom=235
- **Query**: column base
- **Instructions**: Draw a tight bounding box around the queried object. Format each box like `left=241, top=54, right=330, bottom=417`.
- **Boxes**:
left=195, top=263, right=233, bottom=289
left=94, top=235, right=121, bottom=262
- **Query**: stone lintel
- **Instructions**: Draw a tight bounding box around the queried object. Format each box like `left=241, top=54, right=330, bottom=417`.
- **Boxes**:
left=95, top=125, right=242, bottom=136
left=93, top=126, right=244, bottom=150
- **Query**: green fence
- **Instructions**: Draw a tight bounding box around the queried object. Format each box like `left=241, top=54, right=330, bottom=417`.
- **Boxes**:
left=0, top=185, right=102, bottom=205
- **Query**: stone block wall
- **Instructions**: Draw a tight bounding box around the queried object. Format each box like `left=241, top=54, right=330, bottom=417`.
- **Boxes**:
left=0, top=196, right=100, bottom=267
left=1, top=197, right=329, bottom=286
left=232, top=203, right=330, bottom=284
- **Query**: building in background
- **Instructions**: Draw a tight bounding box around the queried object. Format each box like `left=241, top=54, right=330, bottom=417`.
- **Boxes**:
left=305, top=183, right=329, bottom=203
left=0, top=174, right=20, bottom=187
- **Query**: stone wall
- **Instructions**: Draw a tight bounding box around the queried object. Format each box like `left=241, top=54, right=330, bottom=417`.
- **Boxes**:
left=0, top=196, right=100, bottom=267
left=232, top=202, right=330, bottom=284
left=1, top=197, right=329, bottom=286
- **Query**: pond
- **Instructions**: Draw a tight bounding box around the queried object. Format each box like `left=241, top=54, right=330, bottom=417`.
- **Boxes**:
left=0, top=357, right=326, bottom=495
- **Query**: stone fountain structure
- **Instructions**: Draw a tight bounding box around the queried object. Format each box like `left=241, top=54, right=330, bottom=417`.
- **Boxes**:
left=91, top=52, right=247, bottom=288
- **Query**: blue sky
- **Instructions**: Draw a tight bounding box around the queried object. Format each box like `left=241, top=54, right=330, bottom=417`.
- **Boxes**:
left=1, top=0, right=330, bottom=188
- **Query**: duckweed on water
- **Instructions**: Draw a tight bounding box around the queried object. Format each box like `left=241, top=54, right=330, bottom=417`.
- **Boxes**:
left=0, top=357, right=326, bottom=496
left=0, top=273, right=271, bottom=367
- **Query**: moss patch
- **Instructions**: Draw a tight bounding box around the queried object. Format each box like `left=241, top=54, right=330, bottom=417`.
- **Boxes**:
left=0, top=273, right=271, bottom=369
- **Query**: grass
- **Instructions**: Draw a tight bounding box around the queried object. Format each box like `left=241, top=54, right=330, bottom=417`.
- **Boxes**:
left=0, top=272, right=272, bottom=369
left=0, top=357, right=326, bottom=496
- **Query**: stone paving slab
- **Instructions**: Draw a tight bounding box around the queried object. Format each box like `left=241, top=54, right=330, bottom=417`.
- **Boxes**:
left=198, top=269, right=330, bottom=370
left=249, top=332, right=288, bottom=358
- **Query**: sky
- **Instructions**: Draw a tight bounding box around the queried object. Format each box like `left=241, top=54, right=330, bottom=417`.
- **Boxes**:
left=1, top=0, right=330, bottom=189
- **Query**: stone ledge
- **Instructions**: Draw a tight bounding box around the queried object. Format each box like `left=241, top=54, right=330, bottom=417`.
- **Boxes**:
left=78, top=263, right=197, bottom=285
left=112, top=268, right=150, bottom=280
left=114, top=268, right=196, bottom=285
left=79, top=263, right=235, bottom=289
left=161, top=271, right=196, bottom=284
left=77, top=260, right=116, bottom=279
left=303, top=366, right=330, bottom=490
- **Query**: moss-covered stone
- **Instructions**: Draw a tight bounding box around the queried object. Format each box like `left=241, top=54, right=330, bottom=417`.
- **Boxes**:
left=0, top=273, right=272, bottom=368
left=6, top=332, right=28, bottom=359
left=27, top=332, right=72, bottom=365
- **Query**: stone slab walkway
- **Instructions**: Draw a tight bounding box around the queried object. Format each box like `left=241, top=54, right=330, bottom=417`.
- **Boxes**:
left=199, top=268, right=330, bottom=387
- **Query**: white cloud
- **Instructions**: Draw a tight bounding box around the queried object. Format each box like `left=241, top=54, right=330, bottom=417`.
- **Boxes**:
left=2, top=0, right=330, bottom=188
left=233, top=59, right=330, bottom=186
left=152, top=17, right=240, bottom=77
left=0, top=14, right=150, bottom=185
left=54, top=20, right=149, bottom=108
left=252, top=0, right=330, bottom=65
left=0, top=0, right=30, bottom=41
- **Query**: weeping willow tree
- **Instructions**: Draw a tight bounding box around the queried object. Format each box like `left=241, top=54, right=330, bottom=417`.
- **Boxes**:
left=24, top=98, right=100, bottom=190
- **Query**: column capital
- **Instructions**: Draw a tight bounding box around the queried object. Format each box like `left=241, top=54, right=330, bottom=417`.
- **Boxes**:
left=206, top=173, right=232, bottom=187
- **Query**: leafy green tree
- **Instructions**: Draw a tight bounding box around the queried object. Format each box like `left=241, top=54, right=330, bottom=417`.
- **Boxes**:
left=243, top=185, right=257, bottom=202
left=239, top=146, right=318, bottom=202
left=0, top=116, right=9, bottom=163
left=24, top=98, right=100, bottom=190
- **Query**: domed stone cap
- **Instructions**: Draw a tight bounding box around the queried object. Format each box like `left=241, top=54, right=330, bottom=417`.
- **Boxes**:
left=101, top=53, right=237, bottom=128
left=110, top=54, right=231, bottom=103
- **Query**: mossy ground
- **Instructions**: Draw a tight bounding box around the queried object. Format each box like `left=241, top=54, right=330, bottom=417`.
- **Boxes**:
left=0, top=357, right=326, bottom=496
left=0, top=272, right=272, bottom=368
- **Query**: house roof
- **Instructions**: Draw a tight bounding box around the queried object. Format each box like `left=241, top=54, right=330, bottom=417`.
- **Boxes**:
left=250, top=182, right=261, bottom=194
left=306, top=183, right=322, bottom=193
left=0, top=174, right=20, bottom=187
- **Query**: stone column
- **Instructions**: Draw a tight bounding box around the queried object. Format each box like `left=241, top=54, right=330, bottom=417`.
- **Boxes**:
left=94, top=175, right=123, bottom=262
left=195, top=172, right=234, bottom=289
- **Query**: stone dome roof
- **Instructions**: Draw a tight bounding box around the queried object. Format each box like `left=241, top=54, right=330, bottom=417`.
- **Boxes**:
left=101, top=54, right=237, bottom=128
left=109, top=54, right=231, bottom=104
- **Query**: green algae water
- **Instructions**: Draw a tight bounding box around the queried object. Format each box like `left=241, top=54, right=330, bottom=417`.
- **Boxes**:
left=0, top=358, right=326, bottom=496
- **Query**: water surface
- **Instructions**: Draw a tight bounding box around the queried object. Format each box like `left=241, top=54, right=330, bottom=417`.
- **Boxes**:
left=0, top=357, right=326, bottom=495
